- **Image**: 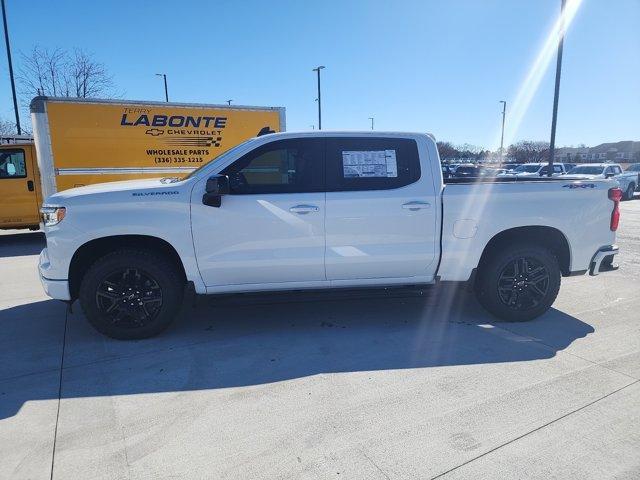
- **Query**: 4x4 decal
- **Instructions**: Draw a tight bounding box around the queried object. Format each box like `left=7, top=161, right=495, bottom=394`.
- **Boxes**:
left=563, top=183, right=595, bottom=189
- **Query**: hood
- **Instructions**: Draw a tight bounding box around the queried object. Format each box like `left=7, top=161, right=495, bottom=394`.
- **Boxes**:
left=45, top=177, right=186, bottom=203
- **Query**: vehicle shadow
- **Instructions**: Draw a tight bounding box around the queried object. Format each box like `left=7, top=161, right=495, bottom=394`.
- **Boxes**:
left=0, top=231, right=45, bottom=258
left=0, top=287, right=595, bottom=419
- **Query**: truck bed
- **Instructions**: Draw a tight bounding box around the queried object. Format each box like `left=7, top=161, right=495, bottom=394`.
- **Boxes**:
left=437, top=178, right=617, bottom=281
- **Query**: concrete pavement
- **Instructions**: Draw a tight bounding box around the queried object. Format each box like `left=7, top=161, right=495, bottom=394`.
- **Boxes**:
left=1, top=200, right=639, bottom=479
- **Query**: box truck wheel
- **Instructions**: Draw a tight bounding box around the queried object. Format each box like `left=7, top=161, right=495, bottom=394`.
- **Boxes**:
left=475, top=244, right=561, bottom=322
left=79, top=249, right=184, bottom=339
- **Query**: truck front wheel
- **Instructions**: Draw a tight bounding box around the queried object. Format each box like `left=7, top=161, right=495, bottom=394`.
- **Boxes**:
left=79, top=249, right=184, bottom=339
left=475, top=245, right=561, bottom=322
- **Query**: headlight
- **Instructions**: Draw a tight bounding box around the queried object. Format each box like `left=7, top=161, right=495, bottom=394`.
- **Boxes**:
left=40, top=205, right=66, bottom=226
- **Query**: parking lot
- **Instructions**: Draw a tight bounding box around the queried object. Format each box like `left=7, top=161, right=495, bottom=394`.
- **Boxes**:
left=0, top=199, right=638, bottom=479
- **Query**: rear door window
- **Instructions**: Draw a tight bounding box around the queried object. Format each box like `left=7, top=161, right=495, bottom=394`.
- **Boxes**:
left=325, top=137, right=421, bottom=191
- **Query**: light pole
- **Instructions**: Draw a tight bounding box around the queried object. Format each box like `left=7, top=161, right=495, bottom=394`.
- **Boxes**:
left=155, top=73, right=169, bottom=102
left=548, top=0, right=566, bottom=176
left=226, top=99, right=233, bottom=106
left=312, top=66, right=325, bottom=130
left=309, top=125, right=315, bottom=130
left=1, top=0, right=20, bottom=134
left=368, top=117, right=374, bottom=131
left=499, top=100, right=506, bottom=160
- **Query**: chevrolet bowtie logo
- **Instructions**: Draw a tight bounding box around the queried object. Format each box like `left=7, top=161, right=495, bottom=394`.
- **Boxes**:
left=145, top=128, right=164, bottom=136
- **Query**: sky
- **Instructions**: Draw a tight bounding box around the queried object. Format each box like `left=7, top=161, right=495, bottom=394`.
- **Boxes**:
left=0, top=0, right=638, bottom=149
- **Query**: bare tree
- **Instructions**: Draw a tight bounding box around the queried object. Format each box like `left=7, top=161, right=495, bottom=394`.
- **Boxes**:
left=67, top=49, right=115, bottom=98
left=0, top=118, right=16, bottom=136
left=18, top=46, right=115, bottom=99
left=0, top=117, right=31, bottom=136
left=436, top=141, right=458, bottom=161
left=507, top=140, right=550, bottom=163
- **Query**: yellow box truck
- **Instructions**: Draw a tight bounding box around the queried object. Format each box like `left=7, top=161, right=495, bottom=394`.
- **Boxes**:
left=0, top=97, right=285, bottom=230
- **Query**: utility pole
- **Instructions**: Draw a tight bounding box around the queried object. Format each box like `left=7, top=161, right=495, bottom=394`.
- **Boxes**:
left=226, top=99, right=233, bottom=106
left=499, top=100, right=506, bottom=161
left=309, top=125, right=315, bottom=130
left=312, top=66, right=325, bottom=130
left=155, top=73, right=169, bottom=102
left=1, top=0, right=20, bottom=134
left=368, top=117, right=374, bottom=131
left=548, top=0, right=566, bottom=176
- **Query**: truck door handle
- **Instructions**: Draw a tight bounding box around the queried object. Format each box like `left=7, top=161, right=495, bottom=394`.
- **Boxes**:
left=289, top=204, right=319, bottom=214
left=402, top=201, right=430, bottom=211
left=27, top=180, right=34, bottom=192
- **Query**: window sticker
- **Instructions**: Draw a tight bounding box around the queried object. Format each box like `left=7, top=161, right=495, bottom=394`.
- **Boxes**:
left=342, top=150, right=397, bottom=178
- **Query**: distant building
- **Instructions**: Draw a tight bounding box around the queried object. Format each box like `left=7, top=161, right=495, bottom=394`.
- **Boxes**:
left=554, top=141, right=640, bottom=163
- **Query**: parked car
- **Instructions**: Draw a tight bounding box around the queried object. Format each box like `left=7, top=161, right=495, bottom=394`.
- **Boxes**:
left=625, top=163, right=640, bottom=192
left=479, top=167, right=506, bottom=177
left=565, top=163, right=637, bottom=200
left=452, top=165, right=482, bottom=178
left=501, top=163, right=519, bottom=172
left=499, top=162, right=571, bottom=177
left=39, top=132, right=621, bottom=339
left=441, top=164, right=455, bottom=179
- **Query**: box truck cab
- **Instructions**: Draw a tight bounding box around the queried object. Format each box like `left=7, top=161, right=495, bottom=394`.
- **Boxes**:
left=0, top=139, right=42, bottom=230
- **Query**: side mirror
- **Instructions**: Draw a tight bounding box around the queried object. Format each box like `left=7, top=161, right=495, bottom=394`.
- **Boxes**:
left=202, top=175, right=230, bottom=207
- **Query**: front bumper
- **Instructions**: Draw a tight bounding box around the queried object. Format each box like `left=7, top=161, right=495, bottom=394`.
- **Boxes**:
left=39, top=248, right=71, bottom=300
left=589, top=245, right=619, bottom=276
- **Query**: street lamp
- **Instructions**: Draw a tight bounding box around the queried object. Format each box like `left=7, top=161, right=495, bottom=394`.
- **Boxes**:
left=155, top=73, right=169, bottom=102
left=499, top=100, right=506, bottom=160
left=1, top=0, right=20, bottom=134
left=548, top=0, right=566, bottom=176
left=226, top=99, right=233, bottom=106
left=312, top=66, right=325, bottom=130
left=368, top=117, right=374, bottom=131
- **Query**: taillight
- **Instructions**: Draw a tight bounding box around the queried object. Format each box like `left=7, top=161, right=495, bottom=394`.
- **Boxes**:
left=608, top=188, right=622, bottom=231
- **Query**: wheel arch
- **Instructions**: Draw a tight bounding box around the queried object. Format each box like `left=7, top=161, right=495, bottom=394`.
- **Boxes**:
left=68, top=235, right=187, bottom=300
left=477, top=226, right=571, bottom=277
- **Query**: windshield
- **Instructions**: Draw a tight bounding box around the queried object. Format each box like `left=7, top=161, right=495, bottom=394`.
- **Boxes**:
left=567, top=166, right=605, bottom=175
left=182, top=138, right=257, bottom=180
left=514, top=164, right=541, bottom=173
left=626, top=164, right=640, bottom=172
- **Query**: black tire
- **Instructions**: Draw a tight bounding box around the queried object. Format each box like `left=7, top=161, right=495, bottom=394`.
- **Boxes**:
left=475, top=244, right=561, bottom=322
left=79, top=249, right=184, bottom=339
left=624, top=183, right=635, bottom=201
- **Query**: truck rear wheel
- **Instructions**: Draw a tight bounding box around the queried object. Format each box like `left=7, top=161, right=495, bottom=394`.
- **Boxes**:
left=79, top=249, right=184, bottom=339
left=475, top=245, right=561, bottom=322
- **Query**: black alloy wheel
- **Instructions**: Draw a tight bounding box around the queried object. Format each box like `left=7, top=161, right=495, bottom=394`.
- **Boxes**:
left=95, top=267, right=163, bottom=329
left=496, top=256, right=550, bottom=311
left=475, top=244, right=561, bottom=322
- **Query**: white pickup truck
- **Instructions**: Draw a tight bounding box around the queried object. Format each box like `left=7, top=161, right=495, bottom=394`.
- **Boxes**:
left=38, top=132, right=622, bottom=339
left=565, top=163, right=638, bottom=201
